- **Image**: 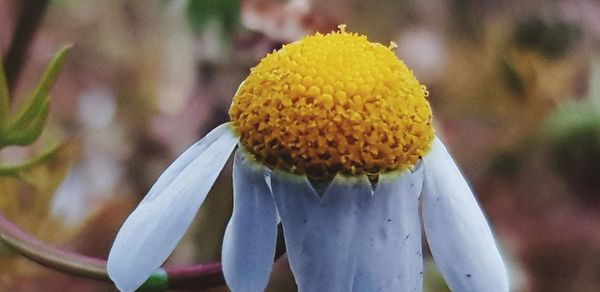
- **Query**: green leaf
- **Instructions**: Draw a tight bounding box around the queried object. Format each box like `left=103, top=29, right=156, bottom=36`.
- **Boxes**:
left=0, top=142, right=62, bottom=176
left=0, top=99, right=49, bottom=146
left=5, top=45, right=71, bottom=134
left=136, top=269, right=168, bottom=292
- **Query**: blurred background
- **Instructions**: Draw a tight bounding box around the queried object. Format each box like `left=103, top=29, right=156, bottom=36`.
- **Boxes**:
left=0, top=0, right=599, bottom=291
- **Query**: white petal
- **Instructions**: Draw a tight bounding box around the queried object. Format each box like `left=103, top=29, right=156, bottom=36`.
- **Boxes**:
left=353, top=167, right=424, bottom=291
left=422, top=137, right=509, bottom=292
left=271, top=170, right=424, bottom=291
left=222, top=149, right=278, bottom=292
left=107, top=123, right=238, bottom=292
left=270, top=172, right=371, bottom=292
left=146, top=123, right=234, bottom=199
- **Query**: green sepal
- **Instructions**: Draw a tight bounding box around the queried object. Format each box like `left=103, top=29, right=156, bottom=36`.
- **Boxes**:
left=136, top=269, right=168, bottom=292
left=5, top=45, right=71, bottom=134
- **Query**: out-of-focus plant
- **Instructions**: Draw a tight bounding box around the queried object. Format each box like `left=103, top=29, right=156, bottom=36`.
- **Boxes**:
left=0, top=46, right=71, bottom=177
left=448, top=0, right=484, bottom=42
left=0, top=44, right=226, bottom=291
left=542, top=59, right=600, bottom=202
left=499, top=52, right=528, bottom=98
left=500, top=17, right=582, bottom=98
left=543, top=102, right=600, bottom=202
left=173, top=0, right=240, bottom=37
left=423, top=259, right=450, bottom=292
left=513, top=17, right=582, bottom=60
left=187, top=0, right=239, bottom=34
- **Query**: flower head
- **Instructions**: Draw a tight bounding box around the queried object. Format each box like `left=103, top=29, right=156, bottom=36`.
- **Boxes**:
left=230, top=28, right=433, bottom=178
left=108, top=28, right=508, bottom=292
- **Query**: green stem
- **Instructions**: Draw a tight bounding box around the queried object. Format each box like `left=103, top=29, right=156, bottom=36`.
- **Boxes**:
left=0, top=142, right=61, bottom=176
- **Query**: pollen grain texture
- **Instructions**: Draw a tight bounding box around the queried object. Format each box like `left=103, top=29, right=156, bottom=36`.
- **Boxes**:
left=229, top=29, right=434, bottom=179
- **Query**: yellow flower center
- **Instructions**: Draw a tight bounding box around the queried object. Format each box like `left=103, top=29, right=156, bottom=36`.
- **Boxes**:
left=229, top=28, right=434, bottom=179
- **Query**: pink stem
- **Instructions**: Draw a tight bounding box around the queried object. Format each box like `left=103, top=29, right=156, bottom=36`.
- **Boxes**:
left=0, top=211, right=225, bottom=289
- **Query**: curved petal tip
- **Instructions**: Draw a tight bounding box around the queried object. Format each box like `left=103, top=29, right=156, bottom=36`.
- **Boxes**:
left=222, top=150, right=278, bottom=291
left=422, top=136, right=509, bottom=292
left=108, top=123, right=238, bottom=291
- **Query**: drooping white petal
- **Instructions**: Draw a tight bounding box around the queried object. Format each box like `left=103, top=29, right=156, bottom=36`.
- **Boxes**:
left=270, top=169, right=424, bottom=291
left=422, top=137, right=509, bottom=292
left=145, top=123, right=234, bottom=199
left=222, top=149, right=278, bottom=292
left=353, top=167, right=424, bottom=291
left=270, top=172, right=371, bottom=292
left=107, top=123, right=238, bottom=292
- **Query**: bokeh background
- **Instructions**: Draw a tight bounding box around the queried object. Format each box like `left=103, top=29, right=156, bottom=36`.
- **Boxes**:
left=1, top=0, right=599, bottom=291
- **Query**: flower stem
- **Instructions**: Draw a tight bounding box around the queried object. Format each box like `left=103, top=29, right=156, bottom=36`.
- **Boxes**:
left=0, top=210, right=225, bottom=289
left=0, top=210, right=108, bottom=280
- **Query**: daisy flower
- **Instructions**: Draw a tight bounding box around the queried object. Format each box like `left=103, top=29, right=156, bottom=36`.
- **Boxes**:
left=107, top=27, right=509, bottom=292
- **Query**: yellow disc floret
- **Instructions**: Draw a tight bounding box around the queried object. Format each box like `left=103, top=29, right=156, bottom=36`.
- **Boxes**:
left=229, top=29, right=434, bottom=179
